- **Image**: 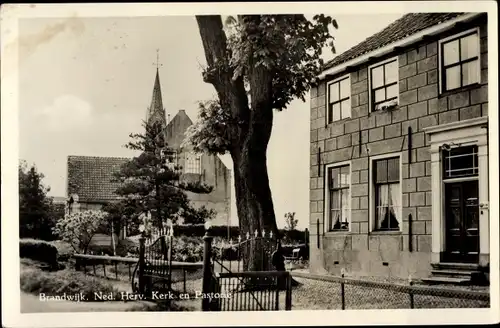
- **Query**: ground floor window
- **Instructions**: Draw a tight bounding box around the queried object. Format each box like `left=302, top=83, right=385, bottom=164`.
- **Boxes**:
left=373, top=157, right=401, bottom=231
left=326, top=164, right=350, bottom=231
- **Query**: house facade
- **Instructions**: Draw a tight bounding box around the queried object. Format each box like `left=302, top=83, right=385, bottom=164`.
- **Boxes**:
left=309, top=13, right=489, bottom=281
left=66, top=68, right=232, bottom=229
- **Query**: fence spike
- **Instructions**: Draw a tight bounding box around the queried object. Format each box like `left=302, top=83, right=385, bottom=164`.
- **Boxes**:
left=246, top=232, right=250, bottom=239
left=254, top=229, right=258, bottom=237
left=262, top=229, right=266, bottom=237
left=270, top=231, right=273, bottom=239
left=238, top=235, right=242, bottom=243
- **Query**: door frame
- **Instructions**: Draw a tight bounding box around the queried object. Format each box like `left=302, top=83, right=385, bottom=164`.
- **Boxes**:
left=424, top=117, right=489, bottom=266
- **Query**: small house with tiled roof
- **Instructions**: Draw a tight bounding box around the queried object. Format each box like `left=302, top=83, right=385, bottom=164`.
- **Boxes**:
left=66, top=66, right=232, bottom=230
left=309, top=13, right=489, bottom=284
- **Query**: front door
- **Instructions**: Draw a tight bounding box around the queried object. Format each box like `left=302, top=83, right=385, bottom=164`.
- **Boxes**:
left=444, top=180, right=479, bottom=263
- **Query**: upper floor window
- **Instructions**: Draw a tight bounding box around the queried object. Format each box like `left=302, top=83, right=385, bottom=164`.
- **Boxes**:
left=369, top=57, right=398, bottom=112
left=325, top=164, right=351, bottom=232
left=327, top=75, right=351, bottom=123
left=185, top=152, right=201, bottom=174
left=439, top=28, right=480, bottom=93
left=372, top=156, right=401, bottom=231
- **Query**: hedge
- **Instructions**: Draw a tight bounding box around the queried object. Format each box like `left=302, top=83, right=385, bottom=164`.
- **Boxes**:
left=20, top=239, right=58, bottom=266
left=173, top=224, right=309, bottom=244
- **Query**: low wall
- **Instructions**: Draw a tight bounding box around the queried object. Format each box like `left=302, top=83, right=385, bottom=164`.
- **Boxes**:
left=310, top=234, right=432, bottom=279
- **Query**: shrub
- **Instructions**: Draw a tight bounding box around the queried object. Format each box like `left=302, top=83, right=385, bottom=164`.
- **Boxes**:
left=20, top=239, right=58, bottom=266
left=49, top=240, right=75, bottom=262
left=20, top=262, right=122, bottom=302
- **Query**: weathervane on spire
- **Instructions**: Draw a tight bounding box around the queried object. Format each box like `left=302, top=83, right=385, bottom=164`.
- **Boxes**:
left=153, top=49, right=163, bottom=70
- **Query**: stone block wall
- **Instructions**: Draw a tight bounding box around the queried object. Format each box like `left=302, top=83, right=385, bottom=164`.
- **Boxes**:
left=309, top=18, right=488, bottom=279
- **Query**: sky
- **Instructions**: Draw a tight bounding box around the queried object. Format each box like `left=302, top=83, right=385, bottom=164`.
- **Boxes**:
left=18, top=13, right=404, bottom=230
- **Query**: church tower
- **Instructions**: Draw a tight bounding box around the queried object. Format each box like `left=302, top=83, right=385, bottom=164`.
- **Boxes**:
left=146, top=50, right=168, bottom=135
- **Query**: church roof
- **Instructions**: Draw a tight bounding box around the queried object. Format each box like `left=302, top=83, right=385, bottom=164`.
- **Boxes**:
left=67, top=155, right=129, bottom=203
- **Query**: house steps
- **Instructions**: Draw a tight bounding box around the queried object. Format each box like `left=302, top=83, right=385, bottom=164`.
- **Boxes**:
left=421, top=262, right=483, bottom=285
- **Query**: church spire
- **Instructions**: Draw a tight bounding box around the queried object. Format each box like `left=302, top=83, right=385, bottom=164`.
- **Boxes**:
left=146, top=49, right=166, bottom=127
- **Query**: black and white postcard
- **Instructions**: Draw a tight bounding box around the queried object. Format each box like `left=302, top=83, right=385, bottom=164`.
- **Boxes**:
left=1, top=1, right=498, bottom=327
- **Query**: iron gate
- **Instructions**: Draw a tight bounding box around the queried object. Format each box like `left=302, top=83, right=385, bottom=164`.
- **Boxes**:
left=202, top=230, right=292, bottom=311
left=132, top=232, right=173, bottom=298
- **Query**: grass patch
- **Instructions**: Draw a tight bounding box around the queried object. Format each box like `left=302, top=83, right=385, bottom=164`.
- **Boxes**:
left=20, top=260, right=123, bottom=302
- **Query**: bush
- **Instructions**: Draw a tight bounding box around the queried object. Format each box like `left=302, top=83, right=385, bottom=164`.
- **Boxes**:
left=49, top=240, right=75, bottom=262
left=171, top=236, right=204, bottom=262
left=20, top=239, right=58, bottom=267
left=20, top=262, right=122, bottom=302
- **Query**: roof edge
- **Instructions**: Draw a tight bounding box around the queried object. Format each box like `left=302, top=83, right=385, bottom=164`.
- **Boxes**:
left=318, top=13, right=482, bottom=80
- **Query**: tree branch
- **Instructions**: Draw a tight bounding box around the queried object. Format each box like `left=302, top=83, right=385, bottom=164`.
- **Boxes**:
left=195, top=15, right=251, bottom=150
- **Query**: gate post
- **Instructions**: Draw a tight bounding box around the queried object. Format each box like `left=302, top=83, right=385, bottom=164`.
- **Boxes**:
left=138, top=236, right=146, bottom=295
left=202, top=226, right=213, bottom=311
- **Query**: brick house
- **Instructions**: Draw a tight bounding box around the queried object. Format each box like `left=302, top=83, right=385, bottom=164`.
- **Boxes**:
left=309, top=13, right=489, bottom=283
left=67, top=68, right=232, bottom=230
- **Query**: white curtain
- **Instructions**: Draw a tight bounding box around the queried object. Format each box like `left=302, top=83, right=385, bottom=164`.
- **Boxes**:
left=390, top=183, right=401, bottom=229
left=376, top=185, right=389, bottom=230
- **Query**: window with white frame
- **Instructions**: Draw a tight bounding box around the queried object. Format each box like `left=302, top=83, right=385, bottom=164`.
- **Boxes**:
left=442, top=145, right=479, bottom=179
left=373, top=157, right=401, bottom=231
left=439, top=28, right=480, bottom=93
left=185, top=152, right=201, bottom=174
left=326, top=164, right=350, bottom=231
left=327, top=75, right=351, bottom=123
left=369, top=58, right=398, bottom=112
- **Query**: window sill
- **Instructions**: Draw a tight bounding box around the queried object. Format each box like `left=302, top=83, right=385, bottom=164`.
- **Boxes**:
left=369, top=230, right=402, bottom=235
left=325, top=116, right=352, bottom=127
left=324, top=231, right=351, bottom=237
left=438, top=83, right=481, bottom=98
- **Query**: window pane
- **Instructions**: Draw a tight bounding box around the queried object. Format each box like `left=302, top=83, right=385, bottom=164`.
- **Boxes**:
left=340, top=78, right=350, bottom=99
left=341, top=99, right=351, bottom=119
left=371, top=65, right=384, bottom=88
left=388, top=183, right=401, bottom=230
left=374, top=88, right=385, bottom=103
left=443, top=39, right=460, bottom=65
left=332, top=102, right=341, bottom=122
left=462, top=60, right=479, bottom=86
left=330, top=167, right=339, bottom=188
left=386, top=84, right=398, bottom=99
left=329, top=82, right=339, bottom=102
left=375, top=159, right=388, bottom=183
left=461, top=33, right=479, bottom=61
left=387, top=158, right=400, bottom=182
left=330, top=190, right=340, bottom=209
left=341, top=189, right=349, bottom=223
left=445, top=66, right=461, bottom=90
left=376, top=184, right=389, bottom=230
left=328, top=104, right=334, bottom=123
left=385, top=60, right=398, bottom=84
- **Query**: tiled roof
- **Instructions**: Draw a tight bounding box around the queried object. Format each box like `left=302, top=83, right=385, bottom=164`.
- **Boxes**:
left=323, top=13, right=467, bottom=71
left=67, top=156, right=130, bottom=203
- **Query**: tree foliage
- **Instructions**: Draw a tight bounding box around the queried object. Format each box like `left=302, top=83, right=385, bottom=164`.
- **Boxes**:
left=52, top=210, right=108, bottom=254
left=19, top=160, right=57, bottom=240
left=284, top=212, right=298, bottom=231
left=185, top=14, right=337, bottom=155
left=112, top=121, right=214, bottom=230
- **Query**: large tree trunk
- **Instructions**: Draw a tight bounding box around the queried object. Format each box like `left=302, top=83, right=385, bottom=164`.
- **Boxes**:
left=196, top=16, right=278, bottom=271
